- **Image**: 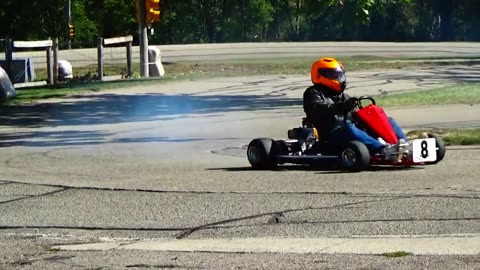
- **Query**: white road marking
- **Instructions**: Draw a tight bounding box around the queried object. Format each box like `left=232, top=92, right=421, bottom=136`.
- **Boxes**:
left=52, top=234, right=480, bottom=255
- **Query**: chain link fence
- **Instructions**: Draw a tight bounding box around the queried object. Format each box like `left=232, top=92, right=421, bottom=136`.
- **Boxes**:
left=1, top=37, right=140, bottom=86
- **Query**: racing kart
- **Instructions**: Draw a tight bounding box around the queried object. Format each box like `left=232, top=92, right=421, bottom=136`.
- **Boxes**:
left=246, top=96, right=446, bottom=171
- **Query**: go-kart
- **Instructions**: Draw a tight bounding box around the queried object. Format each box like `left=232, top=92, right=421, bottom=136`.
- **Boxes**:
left=246, top=96, right=446, bottom=171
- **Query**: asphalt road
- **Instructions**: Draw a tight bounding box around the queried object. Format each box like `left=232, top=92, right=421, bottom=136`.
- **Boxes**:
left=0, top=64, right=479, bottom=269
left=5, top=42, right=480, bottom=69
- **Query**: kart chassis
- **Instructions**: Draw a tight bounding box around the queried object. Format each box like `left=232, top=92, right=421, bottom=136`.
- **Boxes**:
left=247, top=96, right=446, bottom=171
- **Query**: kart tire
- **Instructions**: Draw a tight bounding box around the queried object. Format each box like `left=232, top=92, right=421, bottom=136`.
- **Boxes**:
left=339, top=140, right=370, bottom=172
left=247, top=138, right=278, bottom=170
left=427, top=133, right=446, bottom=164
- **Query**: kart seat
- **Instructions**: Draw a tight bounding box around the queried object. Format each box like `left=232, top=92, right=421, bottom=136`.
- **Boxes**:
left=302, top=117, right=314, bottom=128
left=287, top=117, right=320, bottom=142
left=302, top=117, right=325, bottom=142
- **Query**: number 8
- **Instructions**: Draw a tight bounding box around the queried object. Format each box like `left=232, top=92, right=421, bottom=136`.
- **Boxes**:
left=421, top=140, right=429, bottom=158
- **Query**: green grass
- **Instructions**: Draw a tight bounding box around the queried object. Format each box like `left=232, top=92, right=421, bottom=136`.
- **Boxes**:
left=443, top=129, right=480, bottom=145
left=407, top=128, right=480, bottom=146
left=5, top=77, right=175, bottom=105
left=382, top=251, right=412, bottom=258
left=10, top=88, right=92, bottom=104
left=376, top=84, right=480, bottom=107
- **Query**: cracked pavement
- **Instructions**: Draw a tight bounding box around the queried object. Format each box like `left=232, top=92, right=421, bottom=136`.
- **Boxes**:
left=0, top=64, right=479, bottom=269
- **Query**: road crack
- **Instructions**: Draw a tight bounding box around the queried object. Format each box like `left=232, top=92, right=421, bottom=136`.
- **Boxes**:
left=0, top=188, right=68, bottom=205
left=174, top=196, right=416, bottom=240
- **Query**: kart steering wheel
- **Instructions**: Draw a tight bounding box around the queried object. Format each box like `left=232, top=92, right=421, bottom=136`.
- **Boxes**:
left=341, top=96, right=376, bottom=123
left=353, top=96, right=376, bottom=109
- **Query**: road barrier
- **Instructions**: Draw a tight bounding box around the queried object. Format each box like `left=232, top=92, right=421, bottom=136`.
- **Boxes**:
left=2, top=38, right=54, bottom=85
left=1, top=36, right=136, bottom=87
left=97, top=35, right=134, bottom=81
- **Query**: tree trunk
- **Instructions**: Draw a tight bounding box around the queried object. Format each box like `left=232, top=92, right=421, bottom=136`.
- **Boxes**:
left=217, top=0, right=230, bottom=42
left=295, top=0, right=301, bottom=40
left=242, top=0, right=247, bottom=41
left=439, top=0, right=454, bottom=41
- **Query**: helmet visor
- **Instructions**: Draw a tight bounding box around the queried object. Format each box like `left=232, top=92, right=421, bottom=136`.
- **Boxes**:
left=319, top=67, right=346, bottom=83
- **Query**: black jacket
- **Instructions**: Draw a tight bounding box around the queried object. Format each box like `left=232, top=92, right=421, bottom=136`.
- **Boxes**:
left=303, top=85, right=351, bottom=134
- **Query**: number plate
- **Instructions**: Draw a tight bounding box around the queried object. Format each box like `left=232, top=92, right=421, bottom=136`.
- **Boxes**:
left=412, top=138, right=437, bottom=163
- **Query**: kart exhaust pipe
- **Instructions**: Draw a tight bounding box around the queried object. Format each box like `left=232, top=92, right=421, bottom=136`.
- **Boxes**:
left=288, top=128, right=319, bottom=140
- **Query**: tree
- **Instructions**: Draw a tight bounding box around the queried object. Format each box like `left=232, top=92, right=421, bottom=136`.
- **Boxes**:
left=1, top=0, right=478, bottom=45
left=0, top=0, right=66, bottom=41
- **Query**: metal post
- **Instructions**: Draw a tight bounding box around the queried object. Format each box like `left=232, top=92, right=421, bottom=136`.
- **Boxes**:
left=97, top=37, right=104, bottom=81
left=5, top=39, right=13, bottom=81
left=137, top=0, right=149, bottom=77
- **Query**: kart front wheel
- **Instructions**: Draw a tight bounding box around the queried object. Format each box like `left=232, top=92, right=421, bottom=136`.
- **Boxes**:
left=247, top=138, right=278, bottom=170
left=427, top=132, right=446, bottom=164
left=339, top=141, right=370, bottom=172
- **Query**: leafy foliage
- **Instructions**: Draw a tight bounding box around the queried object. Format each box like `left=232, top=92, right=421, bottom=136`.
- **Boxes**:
left=0, top=0, right=478, bottom=45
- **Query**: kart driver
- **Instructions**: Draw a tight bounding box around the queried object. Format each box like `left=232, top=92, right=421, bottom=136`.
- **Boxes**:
left=303, top=57, right=407, bottom=158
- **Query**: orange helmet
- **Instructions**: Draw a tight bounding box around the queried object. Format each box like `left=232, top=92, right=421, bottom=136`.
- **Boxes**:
left=310, top=58, right=347, bottom=93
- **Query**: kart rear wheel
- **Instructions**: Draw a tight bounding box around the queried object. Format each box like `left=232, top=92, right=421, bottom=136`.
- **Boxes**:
left=247, top=138, right=278, bottom=170
left=339, top=141, right=370, bottom=172
left=427, top=133, right=446, bottom=164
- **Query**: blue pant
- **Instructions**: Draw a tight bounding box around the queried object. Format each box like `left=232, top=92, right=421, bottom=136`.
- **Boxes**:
left=329, top=117, right=407, bottom=152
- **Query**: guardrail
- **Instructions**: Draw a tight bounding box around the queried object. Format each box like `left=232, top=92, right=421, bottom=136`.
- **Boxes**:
left=2, top=36, right=134, bottom=86
left=97, top=36, right=133, bottom=81
left=3, top=38, right=54, bottom=85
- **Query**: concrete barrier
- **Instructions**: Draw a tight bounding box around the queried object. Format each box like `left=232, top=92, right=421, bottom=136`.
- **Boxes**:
left=0, top=66, right=16, bottom=103
left=148, top=46, right=165, bottom=77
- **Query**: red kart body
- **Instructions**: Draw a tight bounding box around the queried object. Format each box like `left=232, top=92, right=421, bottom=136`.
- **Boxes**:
left=355, top=103, right=399, bottom=145
left=353, top=102, right=411, bottom=166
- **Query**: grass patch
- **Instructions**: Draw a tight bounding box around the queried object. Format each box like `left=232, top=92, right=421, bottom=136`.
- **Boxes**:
left=5, top=77, right=176, bottom=105
left=442, top=129, right=480, bottom=145
left=376, top=84, right=480, bottom=107
left=382, top=251, right=412, bottom=258
left=10, top=88, right=91, bottom=104
left=31, top=55, right=472, bottom=82
left=406, top=128, right=480, bottom=146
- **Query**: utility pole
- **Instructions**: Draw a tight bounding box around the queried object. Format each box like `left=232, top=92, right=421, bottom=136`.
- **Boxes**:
left=137, top=0, right=149, bottom=77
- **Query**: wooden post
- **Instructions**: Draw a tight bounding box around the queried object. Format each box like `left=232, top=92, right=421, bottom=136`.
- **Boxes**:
left=53, top=38, right=59, bottom=84
left=46, top=38, right=53, bottom=85
left=126, top=41, right=133, bottom=78
left=97, top=37, right=104, bottom=81
left=5, top=39, right=13, bottom=81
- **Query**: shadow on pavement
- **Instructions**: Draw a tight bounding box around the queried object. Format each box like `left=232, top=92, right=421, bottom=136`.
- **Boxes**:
left=0, top=130, right=111, bottom=147
left=0, top=129, right=243, bottom=148
left=0, top=93, right=302, bottom=128
left=209, top=164, right=424, bottom=174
